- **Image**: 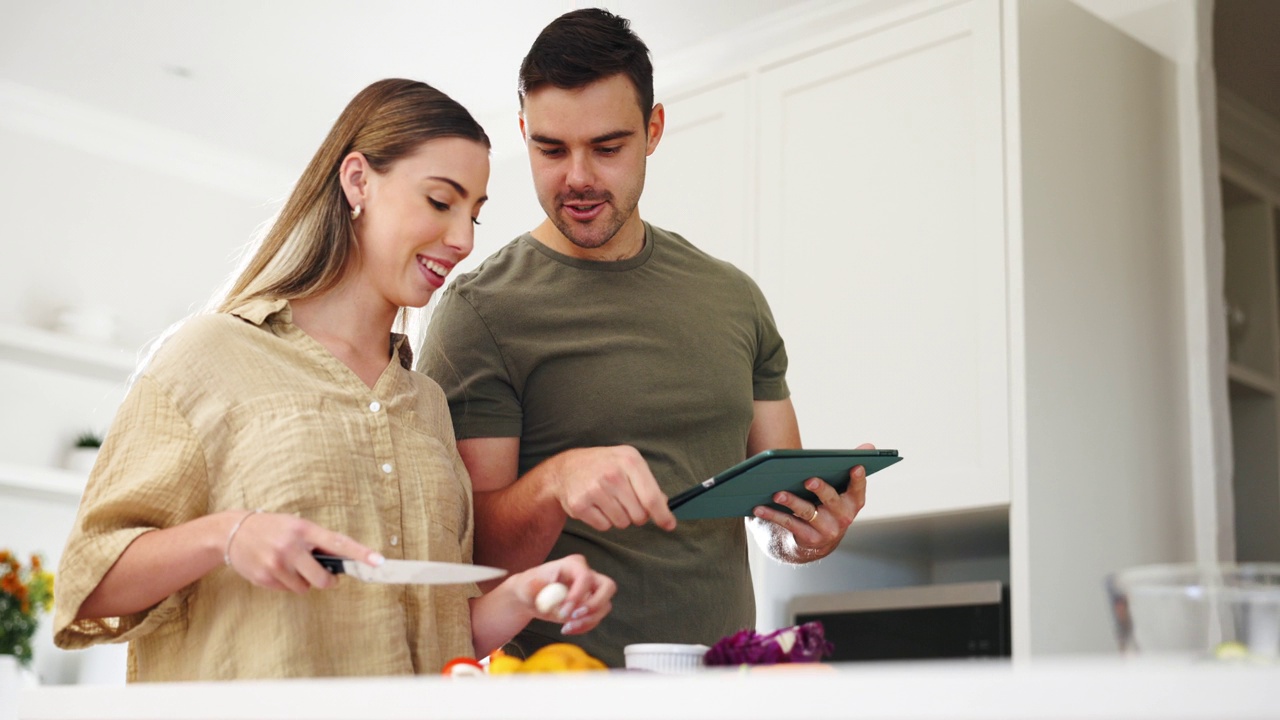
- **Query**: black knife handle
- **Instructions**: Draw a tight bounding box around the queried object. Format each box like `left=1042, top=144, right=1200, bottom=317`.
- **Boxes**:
left=312, top=552, right=347, bottom=575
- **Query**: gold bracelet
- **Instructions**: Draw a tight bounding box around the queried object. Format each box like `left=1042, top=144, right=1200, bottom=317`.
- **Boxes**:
left=223, top=509, right=262, bottom=568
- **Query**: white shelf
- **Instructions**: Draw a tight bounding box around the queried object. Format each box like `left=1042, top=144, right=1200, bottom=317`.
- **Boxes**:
left=1228, top=362, right=1278, bottom=396
left=0, top=322, right=136, bottom=381
left=0, top=462, right=86, bottom=502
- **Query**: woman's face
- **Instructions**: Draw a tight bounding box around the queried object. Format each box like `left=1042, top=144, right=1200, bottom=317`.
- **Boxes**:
left=351, top=137, right=490, bottom=309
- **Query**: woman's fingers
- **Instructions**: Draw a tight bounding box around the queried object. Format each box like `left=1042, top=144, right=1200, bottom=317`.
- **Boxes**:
left=560, top=575, right=615, bottom=634
left=294, top=553, right=337, bottom=591
left=521, top=554, right=616, bottom=632
left=228, top=513, right=376, bottom=593
left=561, top=598, right=611, bottom=634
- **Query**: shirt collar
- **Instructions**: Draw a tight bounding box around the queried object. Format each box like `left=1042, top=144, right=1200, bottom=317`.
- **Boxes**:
left=228, top=297, right=414, bottom=370
left=228, top=297, right=290, bottom=326
left=390, top=333, right=413, bottom=370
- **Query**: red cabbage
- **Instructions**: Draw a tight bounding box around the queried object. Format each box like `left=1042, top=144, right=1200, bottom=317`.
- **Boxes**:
left=704, top=621, right=834, bottom=666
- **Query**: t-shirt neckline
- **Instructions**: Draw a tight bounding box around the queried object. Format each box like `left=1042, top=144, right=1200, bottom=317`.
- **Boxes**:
left=520, top=222, right=655, bottom=272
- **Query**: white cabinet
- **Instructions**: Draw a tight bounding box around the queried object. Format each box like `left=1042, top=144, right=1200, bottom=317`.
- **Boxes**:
left=651, top=1, right=1011, bottom=520
left=644, top=0, right=1195, bottom=657
left=755, top=0, right=1009, bottom=520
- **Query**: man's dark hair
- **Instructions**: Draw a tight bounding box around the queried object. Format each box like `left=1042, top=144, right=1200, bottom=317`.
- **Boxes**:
left=518, top=8, right=655, bottom=124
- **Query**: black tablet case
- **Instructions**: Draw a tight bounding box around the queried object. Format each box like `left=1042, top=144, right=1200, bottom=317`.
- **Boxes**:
left=668, top=449, right=902, bottom=520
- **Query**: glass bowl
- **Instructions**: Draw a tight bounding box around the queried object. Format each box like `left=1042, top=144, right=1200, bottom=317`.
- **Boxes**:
left=1106, top=563, right=1280, bottom=662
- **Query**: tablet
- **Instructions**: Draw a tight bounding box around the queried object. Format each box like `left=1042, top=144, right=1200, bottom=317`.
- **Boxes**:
left=667, top=449, right=902, bottom=520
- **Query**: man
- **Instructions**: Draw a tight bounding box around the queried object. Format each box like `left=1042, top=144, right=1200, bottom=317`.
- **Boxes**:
left=419, top=8, right=870, bottom=668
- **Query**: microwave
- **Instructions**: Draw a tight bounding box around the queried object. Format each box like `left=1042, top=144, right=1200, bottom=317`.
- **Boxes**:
left=788, top=580, right=1011, bottom=662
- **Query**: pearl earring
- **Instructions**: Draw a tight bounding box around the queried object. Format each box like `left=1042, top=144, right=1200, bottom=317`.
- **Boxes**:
left=351, top=204, right=362, bottom=221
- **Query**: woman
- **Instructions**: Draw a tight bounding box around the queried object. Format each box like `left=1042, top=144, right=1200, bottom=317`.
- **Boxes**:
left=53, top=79, right=615, bottom=681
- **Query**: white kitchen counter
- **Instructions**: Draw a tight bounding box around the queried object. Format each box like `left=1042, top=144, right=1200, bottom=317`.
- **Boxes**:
left=15, top=658, right=1279, bottom=720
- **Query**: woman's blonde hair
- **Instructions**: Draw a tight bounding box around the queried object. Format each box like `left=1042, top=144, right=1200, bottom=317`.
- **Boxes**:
left=130, top=79, right=488, bottom=385
left=217, top=78, right=490, bottom=313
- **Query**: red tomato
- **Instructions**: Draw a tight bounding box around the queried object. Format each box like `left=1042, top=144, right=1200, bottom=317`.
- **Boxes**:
left=441, top=657, right=485, bottom=677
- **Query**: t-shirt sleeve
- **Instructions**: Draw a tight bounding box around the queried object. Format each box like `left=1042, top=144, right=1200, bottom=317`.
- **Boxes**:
left=53, top=374, right=209, bottom=649
left=746, top=276, right=791, bottom=401
left=417, top=286, right=524, bottom=439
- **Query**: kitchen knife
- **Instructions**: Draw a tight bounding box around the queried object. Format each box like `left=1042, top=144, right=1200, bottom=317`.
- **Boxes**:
left=313, top=552, right=506, bottom=585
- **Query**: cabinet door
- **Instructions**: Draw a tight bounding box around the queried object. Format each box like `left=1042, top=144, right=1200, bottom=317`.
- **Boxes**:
left=756, top=0, right=1008, bottom=519
left=643, top=78, right=752, bottom=272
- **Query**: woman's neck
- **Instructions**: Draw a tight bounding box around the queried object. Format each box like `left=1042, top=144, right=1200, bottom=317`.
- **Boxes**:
left=290, top=283, right=399, bottom=387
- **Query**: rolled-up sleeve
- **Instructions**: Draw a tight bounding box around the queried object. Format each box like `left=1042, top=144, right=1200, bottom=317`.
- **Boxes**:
left=54, top=374, right=208, bottom=649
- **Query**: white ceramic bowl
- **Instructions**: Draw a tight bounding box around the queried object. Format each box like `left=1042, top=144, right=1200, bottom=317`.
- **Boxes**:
left=623, top=643, right=709, bottom=673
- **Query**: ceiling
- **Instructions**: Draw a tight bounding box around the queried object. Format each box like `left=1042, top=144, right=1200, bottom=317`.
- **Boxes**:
left=2, top=0, right=1275, bottom=192
left=0, top=0, right=830, bottom=176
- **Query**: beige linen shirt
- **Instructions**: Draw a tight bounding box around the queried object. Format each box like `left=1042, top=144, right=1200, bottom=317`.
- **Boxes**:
left=54, top=298, right=479, bottom=681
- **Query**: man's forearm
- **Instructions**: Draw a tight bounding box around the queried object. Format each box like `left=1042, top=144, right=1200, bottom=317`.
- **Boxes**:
left=472, top=465, right=568, bottom=577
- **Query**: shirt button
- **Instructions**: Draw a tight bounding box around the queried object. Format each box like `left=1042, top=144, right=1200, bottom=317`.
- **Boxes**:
left=369, top=401, right=381, bottom=413
left=381, top=463, right=393, bottom=474
left=389, top=535, right=399, bottom=546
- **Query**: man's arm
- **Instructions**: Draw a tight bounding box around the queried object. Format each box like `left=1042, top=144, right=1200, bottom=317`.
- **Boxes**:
left=745, top=398, right=870, bottom=564
left=458, top=437, right=562, bottom=581
left=458, top=437, right=677, bottom=587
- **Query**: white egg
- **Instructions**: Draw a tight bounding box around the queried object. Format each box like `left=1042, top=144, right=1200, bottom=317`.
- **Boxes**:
left=535, top=582, right=569, bottom=615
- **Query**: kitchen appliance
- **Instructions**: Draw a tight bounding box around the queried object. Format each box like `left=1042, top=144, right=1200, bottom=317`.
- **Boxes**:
left=788, top=580, right=1010, bottom=662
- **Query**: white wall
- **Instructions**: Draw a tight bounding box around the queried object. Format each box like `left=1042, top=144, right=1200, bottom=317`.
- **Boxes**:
left=450, top=110, right=544, bottom=282
left=1014, top=0, right=1195, bottom=654
left=0, top=93, right=280, bottom=686
left=0, top=128, right=273, bottom=351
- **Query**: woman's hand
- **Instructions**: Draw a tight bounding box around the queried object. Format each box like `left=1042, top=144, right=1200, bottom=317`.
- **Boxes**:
left=77, top=511, right=381, bottom=620
left=513, top=554, right=616, bottom=635
left=470, top=553, right=616, bottom=656
left=224, top=511, right=382, bottom=594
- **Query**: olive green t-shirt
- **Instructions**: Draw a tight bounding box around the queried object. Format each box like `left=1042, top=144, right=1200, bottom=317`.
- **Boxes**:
left=419, top=222, right=789, bottom=667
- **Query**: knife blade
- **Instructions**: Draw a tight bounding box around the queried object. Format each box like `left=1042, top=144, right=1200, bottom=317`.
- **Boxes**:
left=313, top=552, right=507, bottom=585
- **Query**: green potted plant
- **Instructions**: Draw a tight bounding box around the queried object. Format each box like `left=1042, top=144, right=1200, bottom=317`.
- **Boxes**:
left=63, top=430, right=103, bottom=474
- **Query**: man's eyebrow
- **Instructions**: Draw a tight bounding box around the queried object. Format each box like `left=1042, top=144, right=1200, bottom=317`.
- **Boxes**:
left=589, top=130, right=635, bottom=144
left=528, top=130, right=636, bottom=145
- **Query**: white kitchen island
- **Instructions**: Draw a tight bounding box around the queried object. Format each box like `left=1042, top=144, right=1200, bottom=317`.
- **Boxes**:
left=16, top=658, right=1279, bottom=720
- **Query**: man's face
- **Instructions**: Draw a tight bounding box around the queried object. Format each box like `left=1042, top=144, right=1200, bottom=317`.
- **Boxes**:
left=520, top=74, right=663, bottom=254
